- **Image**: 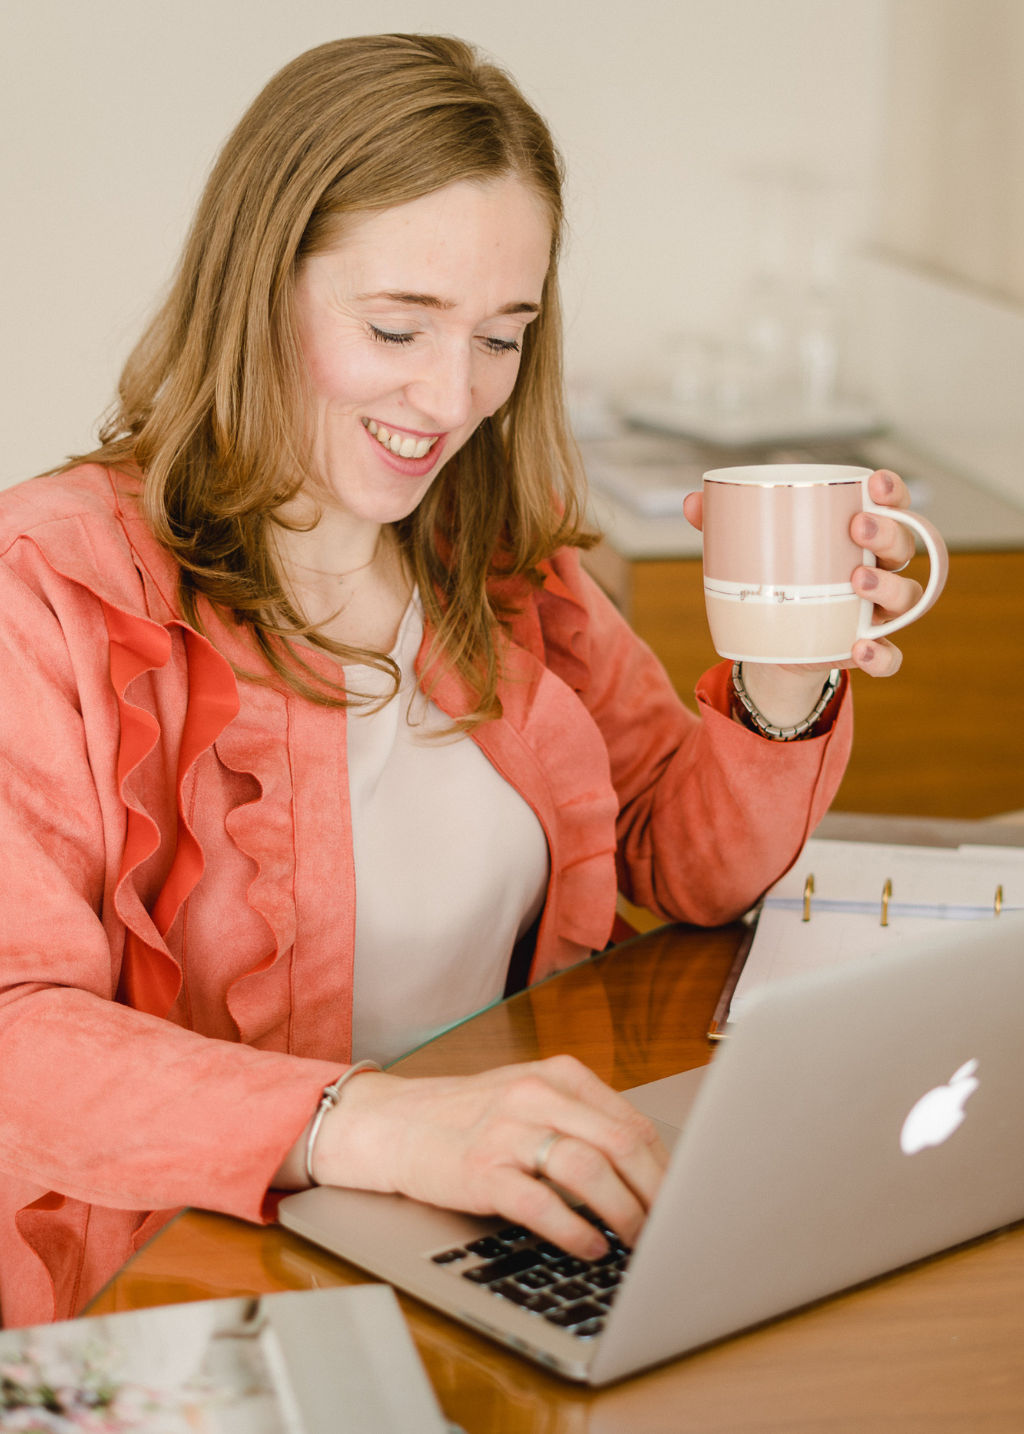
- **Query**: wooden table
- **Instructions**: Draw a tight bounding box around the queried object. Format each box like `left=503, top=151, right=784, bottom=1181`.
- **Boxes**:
left=87, top=923, right=1024, bottom=1432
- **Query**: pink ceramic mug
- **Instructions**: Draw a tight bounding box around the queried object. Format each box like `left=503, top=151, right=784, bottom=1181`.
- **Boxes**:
left=702, top=464, right=949, bottom=664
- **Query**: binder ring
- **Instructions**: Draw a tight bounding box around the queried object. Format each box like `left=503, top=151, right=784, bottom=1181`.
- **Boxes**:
left=880, top=878, right=892, bottom=927
left=802, top=875, right=814, bottom=923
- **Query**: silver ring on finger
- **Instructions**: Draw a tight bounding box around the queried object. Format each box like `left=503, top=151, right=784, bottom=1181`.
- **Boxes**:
left=887, top=556, right=912, bottom=573
left=533, top=1130, right=565, bottom=1179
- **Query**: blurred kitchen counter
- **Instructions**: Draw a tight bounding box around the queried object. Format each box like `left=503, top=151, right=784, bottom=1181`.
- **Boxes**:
left=580, top=433, right=1024, bottom=820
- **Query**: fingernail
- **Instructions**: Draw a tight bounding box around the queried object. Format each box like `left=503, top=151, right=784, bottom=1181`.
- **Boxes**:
left=880, top=471, right=895, bottom=494
left=861, top=645, right=875, bottom=663
left=860, top=569, right=878, bottom=591
left=586, top=1237, right=606, bottom=1260
left=861, top=516, right=878, bottom=540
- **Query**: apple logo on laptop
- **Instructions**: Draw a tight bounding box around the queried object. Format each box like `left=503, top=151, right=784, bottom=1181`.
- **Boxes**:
left=900, top=1059, right=980, bottom=1156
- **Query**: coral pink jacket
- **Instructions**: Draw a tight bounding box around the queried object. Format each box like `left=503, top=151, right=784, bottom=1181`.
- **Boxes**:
left=0, top=467, right=851, bottom=1328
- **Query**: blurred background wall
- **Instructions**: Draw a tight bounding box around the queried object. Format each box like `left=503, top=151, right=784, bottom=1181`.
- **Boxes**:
left=880, top=0, right=1024, bottom=305
left=0, top=0, right=889, bottom=487
left=2, top=0, right=1022, bottom=818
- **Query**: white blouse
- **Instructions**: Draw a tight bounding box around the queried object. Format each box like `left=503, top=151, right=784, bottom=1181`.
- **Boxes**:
left=346, top=594, right=550, bottom=1066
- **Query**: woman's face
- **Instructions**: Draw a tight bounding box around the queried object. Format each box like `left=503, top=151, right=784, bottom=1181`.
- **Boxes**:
left=292, top=177, right=552, bottom=524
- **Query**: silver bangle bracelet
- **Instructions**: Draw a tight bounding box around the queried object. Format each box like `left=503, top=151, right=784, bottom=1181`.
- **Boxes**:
left=731, top=662, right=841, bottom=742
left=305, top=1059, right=384, bottom=1187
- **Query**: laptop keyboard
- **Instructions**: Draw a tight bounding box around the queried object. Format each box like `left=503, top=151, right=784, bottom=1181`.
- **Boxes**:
left=428, top=1208, right=630, bottom=1340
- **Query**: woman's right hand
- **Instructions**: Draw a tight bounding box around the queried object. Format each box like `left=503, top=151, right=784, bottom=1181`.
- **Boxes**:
left=312, top=1055, right=670, bottom=1259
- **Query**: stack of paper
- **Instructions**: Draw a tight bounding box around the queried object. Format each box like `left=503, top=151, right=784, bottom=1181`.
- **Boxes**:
left=729, top=839, right=1024, bottom=1023
left=0, top=1285, right=450, bottom=1434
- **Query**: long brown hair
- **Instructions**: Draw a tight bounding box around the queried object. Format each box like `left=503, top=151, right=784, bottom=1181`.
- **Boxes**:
left=73, top=34, right=592, bottom=722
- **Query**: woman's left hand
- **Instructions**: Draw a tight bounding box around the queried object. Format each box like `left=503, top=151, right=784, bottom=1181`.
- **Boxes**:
left=683, top=469, right=921, bottom=728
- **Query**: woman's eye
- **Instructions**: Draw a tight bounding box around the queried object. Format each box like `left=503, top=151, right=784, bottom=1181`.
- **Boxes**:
left=482, top=336, right=520, bottom=355
left=369, top=325, right=415, bottom=346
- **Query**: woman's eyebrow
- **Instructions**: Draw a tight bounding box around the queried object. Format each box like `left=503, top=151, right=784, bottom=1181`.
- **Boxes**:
left=354, top=290, right=540, bottom=315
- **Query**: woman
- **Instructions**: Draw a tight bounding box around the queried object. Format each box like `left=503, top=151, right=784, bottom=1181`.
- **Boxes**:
left=0, top=35, right=919, bottom=1328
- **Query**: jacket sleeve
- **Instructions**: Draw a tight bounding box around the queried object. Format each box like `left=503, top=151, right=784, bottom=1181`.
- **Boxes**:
left=549, top=551, right=852, bottom=925
left=0, top=557, right=339, bottom=1219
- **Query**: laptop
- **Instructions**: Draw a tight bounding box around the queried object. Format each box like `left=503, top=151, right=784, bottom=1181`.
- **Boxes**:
left=279, top=912, right=1024, bottom=1385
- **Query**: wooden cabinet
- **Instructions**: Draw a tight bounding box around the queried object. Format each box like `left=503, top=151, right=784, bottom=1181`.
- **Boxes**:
left=582, top=545, right=1024, bottom=820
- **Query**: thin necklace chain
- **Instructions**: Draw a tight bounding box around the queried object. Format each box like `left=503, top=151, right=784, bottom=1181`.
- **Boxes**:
left=334, top=546, right=379, bottom=583
left=294, top=532, right=383, bottom=585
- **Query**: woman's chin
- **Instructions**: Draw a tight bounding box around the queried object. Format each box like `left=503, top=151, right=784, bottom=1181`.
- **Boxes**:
left=323, top=484, right=435, bottom=527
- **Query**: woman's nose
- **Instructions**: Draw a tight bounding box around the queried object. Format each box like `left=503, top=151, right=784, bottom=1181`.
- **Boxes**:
left=405, top=342, right=475, bottom=432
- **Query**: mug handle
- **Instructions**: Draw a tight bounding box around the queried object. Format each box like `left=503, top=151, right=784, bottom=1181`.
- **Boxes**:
left=856, top=498, right=949, bottom=642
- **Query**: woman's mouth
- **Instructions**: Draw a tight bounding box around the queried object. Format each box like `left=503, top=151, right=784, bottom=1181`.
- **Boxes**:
left=361, top=417, right=441, bottom=461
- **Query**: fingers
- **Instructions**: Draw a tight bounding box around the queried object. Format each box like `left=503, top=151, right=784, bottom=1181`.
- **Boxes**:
left=849, top=565, right=917, bottom=679
left=852, top=470, right=914, bottom=570
left=485, top=1167, right=611, bottom=1261
left=476, top=1058, right=668, bottom=1247
left=539, top=1133, right=648, bottom=1247
left=682, top=491, right=703, bottom=531
left=485, top=1128, right=651, bottom=1259
left=850, top=510, right=915, bottom=570
left=867, top=468, right=911, bottom=509
left=494, top=1066, right=668, bottom=1211
left=852, top=564, right=922, bottom=618
left=850, top=636, right=902, bottom=677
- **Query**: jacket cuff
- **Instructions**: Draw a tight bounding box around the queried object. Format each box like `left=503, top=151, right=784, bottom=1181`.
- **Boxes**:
left=696, top=658, right=848, bottom=739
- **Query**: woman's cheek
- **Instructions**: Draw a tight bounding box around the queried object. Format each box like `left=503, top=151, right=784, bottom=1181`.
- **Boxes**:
left=480, top=359, right=523, bottom=417
left=318, top=345, right=407, bottom=406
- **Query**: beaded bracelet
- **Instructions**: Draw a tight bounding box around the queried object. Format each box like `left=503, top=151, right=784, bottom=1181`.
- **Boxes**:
left=731, top=662, right=841, bottom=742
left=305, top=1059, right=384, bottom=1187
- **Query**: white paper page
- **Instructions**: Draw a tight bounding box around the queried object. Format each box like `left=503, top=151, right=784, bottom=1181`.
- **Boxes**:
left=729, top=839, right=1024, bottom=1022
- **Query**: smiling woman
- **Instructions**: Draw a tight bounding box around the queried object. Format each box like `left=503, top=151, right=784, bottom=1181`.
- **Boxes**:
left=0, top=34, right=869, bottom=1331
left=272, top=177, right=554, bottom=668
left=72, top=37, right=585, bottom=723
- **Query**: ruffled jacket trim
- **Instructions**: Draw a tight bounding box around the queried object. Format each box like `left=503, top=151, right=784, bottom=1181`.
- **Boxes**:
left=0, top=465, right=852, bottom=1328
left=12, top=467, right=620, bottom=1024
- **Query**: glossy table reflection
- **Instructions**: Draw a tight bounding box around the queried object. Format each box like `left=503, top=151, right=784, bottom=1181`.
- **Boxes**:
left=87, top=923, right=1024, bottom=1433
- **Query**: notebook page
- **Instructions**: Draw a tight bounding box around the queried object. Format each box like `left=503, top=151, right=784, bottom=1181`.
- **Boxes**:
left=728, top=839, right=1024, bottom=1022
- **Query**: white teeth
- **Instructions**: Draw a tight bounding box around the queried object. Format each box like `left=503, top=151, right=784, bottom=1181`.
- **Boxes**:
left=365, top=420, right=438, bottom=459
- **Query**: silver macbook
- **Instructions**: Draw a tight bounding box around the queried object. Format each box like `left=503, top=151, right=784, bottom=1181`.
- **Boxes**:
left=279, top=912, right=1024, bottom=1385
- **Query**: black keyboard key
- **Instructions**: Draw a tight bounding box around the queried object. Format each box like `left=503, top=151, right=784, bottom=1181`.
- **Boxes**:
left=593, top=1251, right=623, bottom=1267
left=547, top=1256, right=589, bottom=1278
left=588, top=1266, right=620, bottom=1289
left=544, top=1300, right=606, bottom=1329
left=534, top=1240, right=568, bottom=1260
left=573, top=1318, right=605, bottom=1339
left=551, top=1279, right=591, bottom=1301
left=594, top=1288, right=617, bottom=1307
left=431, top=1247, right=467, bottom=1264
left=466, top=1236, right=510, bottom=1259
left=491, top=1280, right=536, bottom=1307
left=575, top=1207, right=624, bottom=1245
left=513, top=1267, right=556, bottom=1290
left=462, top=1247, right=542, bottom=1283
left=496, top=1225, right=530, bottom=1242
left=526, top=1293, right=560, bottom=1314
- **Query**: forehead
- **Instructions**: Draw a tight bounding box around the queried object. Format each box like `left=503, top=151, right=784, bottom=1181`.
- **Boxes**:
left=319, top=178, right=553, bottom=299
